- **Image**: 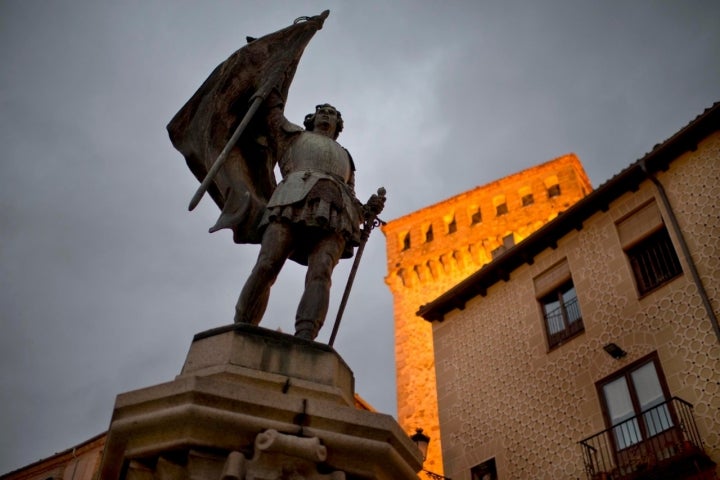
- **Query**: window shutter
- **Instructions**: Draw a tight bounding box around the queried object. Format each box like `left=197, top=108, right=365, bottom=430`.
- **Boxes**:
left=617, top=201, right=663, bottom=249
left=534, top=259, right=571, bottom=298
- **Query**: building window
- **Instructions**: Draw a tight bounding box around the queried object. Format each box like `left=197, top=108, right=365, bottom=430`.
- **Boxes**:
left=425, top=224, right=434, bottom=243
left=616, top=201, right=682, bottom=296
left=492, top=194, right=507, bottom=217
left=535, top=259, right=583, bottom=349
left=519, top=186, right=534, bottom=206
left=545, top=175, right=561, bottom=198
left=471, top=207, right=482, bottom=225
left=626, top=228, right=682, bottom=295
left=540, top=280, right=584, bottom=348
left=471, top=458, right=497, bottom=480
left=598, top=354, right=673, bottom=450
left=491, top=234, right=515, bottom=259
left=401, top=232, right=411, bottom=251
left=447, top=215, right=457, bottom=234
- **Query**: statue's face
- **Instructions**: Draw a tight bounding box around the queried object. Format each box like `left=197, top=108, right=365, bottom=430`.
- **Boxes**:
left=313, top=105, right=339, bottom=138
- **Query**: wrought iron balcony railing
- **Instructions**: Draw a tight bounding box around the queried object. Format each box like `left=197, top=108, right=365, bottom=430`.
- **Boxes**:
left=545, top=295, right=584, bottom=347
left=579, top=397, right=715, bottom=480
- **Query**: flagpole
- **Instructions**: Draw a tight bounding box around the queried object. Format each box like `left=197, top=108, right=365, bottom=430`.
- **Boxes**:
left=187, top=11, right=329, bottom=212
left=188, top=94, right=265, bottom=211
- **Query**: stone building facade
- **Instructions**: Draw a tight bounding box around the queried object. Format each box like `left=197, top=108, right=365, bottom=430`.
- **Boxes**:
left=0, top=395, right=376, bottom=480
left=0, top=433, right=106, bottom=480
left=382, top=154, right=593, bottom=474
left=419, top=104, right=720, bottom=479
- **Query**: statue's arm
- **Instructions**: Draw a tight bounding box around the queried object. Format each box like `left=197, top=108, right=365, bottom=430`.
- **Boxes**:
left=264, top=89, right=302, bottom=149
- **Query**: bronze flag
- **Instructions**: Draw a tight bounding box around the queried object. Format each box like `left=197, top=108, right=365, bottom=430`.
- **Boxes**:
left=167, top=11, right=329, bottom=244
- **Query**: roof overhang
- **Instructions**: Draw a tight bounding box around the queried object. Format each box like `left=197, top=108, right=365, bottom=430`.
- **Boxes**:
left=418, top=102, right=720, bottom=322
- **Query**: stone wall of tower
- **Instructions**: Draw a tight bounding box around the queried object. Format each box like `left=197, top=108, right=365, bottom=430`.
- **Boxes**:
left=382, top=153, right=592, bottom=474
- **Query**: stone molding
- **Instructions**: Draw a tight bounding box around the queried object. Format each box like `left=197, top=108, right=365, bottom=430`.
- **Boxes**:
left=99, top=324, right=423, bottom=480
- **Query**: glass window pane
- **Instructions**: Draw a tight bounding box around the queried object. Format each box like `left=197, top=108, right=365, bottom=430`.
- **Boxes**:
left=539, top=279, right=584, bottom=347
left=631, top=363, right=663, bottom=409
left=632, top=362, right=672, bottom=435
left=543, top=298, right=563, bottom=334
left=543, top=298, right=560, bottom=315
left=604, top=378, right=633, bottom=422
left=561, top=285, right=576, bottom=302
left=604, top=377, right=641, bottom=448
left=562, top=286, right=582, bottom=324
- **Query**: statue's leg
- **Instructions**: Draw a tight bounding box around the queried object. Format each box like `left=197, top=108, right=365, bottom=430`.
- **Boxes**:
left=234, top=221, right=294, bottom=325
left=295, top=233, right=345, bottom=340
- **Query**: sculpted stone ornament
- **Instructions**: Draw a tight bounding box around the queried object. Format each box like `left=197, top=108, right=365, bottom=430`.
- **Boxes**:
left=220, top=430, right=345, bottom=480
left=167, top=11, right=385, bottom=342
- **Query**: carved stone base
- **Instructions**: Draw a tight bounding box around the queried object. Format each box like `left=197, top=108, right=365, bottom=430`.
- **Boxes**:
left=99, top=324, right=422, bottom=480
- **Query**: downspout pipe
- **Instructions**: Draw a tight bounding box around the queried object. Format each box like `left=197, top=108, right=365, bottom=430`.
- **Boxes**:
left=640, top=160, right=720, bottom=343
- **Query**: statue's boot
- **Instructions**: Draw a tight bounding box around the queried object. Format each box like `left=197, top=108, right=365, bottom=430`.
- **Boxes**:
left=295, top=322, right=315, bottom=341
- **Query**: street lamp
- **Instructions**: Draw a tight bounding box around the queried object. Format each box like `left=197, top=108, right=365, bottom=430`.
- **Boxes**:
left=603, top=342, right=627, bottom=359
left=410, top=428, right=451, bottom=480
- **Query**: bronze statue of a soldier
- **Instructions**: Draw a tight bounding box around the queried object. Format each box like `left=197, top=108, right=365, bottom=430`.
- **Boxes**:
left=167, top=11, right=384, bottom=342
left=235, top=101, right=374, bottom=340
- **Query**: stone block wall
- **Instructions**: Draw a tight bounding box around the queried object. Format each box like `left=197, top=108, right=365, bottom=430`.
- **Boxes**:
left=1, top=433, right=105, bottom=480
left=430, top=134, right=720, bottom=479
left=382, top=154, right=592, bottom=474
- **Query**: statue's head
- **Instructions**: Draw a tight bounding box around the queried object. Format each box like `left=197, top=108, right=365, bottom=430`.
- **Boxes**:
left=304, top=103, right=343, bottom=139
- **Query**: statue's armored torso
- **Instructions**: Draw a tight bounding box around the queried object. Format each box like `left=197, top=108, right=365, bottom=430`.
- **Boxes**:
left=268, top=131, right=352, bottom=208
left=286, top=131, right=352, bottom=179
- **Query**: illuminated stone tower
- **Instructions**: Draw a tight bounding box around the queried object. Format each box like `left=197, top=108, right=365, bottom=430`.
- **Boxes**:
left=382, top=154, right=592, bottom=474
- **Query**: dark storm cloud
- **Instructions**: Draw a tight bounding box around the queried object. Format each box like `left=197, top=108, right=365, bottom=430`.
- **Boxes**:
left=1, top=0, right=718, bottom=473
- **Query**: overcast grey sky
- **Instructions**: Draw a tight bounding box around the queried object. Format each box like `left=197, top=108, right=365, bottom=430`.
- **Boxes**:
left=1, top=0, right=718, bottom=473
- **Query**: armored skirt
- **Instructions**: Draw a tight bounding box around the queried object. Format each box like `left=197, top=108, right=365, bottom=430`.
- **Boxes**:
left=264, top=176, right=363, bottom=265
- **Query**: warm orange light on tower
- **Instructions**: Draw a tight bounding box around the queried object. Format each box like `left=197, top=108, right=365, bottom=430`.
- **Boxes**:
left=383, top=154, right=592, bottom=474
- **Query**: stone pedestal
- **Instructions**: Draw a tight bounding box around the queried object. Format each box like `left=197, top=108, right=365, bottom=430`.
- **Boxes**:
left=99, top=324, right=423, bottom=480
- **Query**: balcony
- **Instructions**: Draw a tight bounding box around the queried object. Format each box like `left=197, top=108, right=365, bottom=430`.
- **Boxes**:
left=579, top=397, right=716, bottom=480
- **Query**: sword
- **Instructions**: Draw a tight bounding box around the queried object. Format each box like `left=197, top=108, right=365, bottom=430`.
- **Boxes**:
left=328, top=187, right=386, bottom=347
